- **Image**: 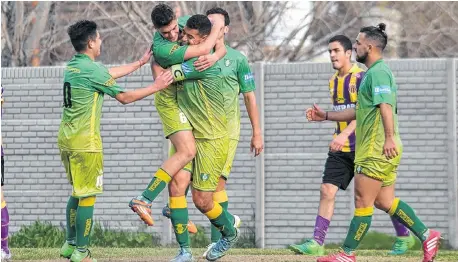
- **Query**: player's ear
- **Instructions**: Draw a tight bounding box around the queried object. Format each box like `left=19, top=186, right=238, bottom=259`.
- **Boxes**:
left=345, top=49, right=352, bottom=59
left=224, top=26, right=229, bottom=34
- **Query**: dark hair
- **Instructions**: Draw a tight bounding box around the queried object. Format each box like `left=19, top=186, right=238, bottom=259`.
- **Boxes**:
left=186, top=14, right=212, bottom=36
left=360, top=23, right=388, bottom=50
left=151, top=4, right=176, bottom=28
left=328, top=35, right=352, bottom=52
left=67, top=20, right=98, bottom=52
left=206, top=7, right=230, bottom=26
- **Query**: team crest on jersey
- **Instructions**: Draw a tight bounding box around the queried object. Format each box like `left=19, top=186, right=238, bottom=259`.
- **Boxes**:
left=169, top=44, right=179, bottom=54
left=349, top=75, right=358, bottom=95
left=174, top=223, right=186, bottom=234
left=225, top=59, right=231, bottom=67
left=200, top=173, right=209, bottom=181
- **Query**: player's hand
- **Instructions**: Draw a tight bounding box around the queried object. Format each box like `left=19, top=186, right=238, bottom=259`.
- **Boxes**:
left=306, top=104, right=326, bottom=122
left=383, top=136, right=398, bottom=160
left=194, top=54, right=218, bottom=72
left=251, top=134, right=264, bottom=157
left=153, top=71, right=173, bottom=90
left=139, top=49, right=153, bottom=66
left=329, top=133, right=348, bottom=152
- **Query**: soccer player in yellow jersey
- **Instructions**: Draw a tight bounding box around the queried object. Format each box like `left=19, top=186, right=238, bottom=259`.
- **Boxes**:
left=57, top=20, right=173, bottom=262
left=292, top=35, right=413, bottom=256
left=129, top=4, right=226, bottom=231
left=310, top=24, right=441, bottom=262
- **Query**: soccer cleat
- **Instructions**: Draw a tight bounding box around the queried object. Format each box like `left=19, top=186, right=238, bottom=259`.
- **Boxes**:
left=388, top=234, right=415, bottom=255
left=202, top=242, right=216, bottom=258
left=316, top=250, right=356, bottom=262
left=170, top=248, right=193, bottom=262
left=289, top=239, right=325, bottom=256
left=1, top=249, right=12, bottom=261
left=129, top=198, right=154, bottom=226
left=60, top=242, right=76, bottom=259
left=70, top=249, right=97, bottom=262
left=162, top=204, right=198, bottom=234
left=206, top=228, right=240, bottom=261
left=422, top=230, right=441, bottom=262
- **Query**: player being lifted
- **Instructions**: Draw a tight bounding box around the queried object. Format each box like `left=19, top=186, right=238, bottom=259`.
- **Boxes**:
left=309, top=24, right=441, bottom=262
left=152, top=14, right=241, bottom=262
left=58, top=20, right=173, bottom=262
left=129, top=4, right=226, bottom=232
left=289, top=35, right=414, bottom=256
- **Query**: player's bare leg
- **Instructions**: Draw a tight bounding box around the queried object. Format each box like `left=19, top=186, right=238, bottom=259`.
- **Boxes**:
left=130, top=130, right=196, bottom=226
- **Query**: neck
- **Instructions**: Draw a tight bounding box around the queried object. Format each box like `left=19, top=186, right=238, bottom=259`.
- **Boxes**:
left=365, top=53, right=382, bottom=69
left=81, top=51, right=95, bottom=61
left=337, top=62, right=352, bottom=77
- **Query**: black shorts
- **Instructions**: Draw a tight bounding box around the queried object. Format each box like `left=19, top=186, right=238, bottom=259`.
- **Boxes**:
left=322, top=151, right=355, bottom=190
left=1, top=156, right=4, bottom=186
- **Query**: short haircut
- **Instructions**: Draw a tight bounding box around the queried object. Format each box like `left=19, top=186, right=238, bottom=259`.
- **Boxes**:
left=206, top=7, right=230, bottom=26
left=186, top=14, right=212, bottom=36
left=328, top=35, right=353, bottom=52
left=151, top=4, right=176, bottom=28
left=67, top=20, right=98, bottom=52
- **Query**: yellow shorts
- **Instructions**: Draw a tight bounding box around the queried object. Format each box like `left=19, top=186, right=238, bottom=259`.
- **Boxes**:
left=221, top=139, right=239, bottom=179
left=355, top=158, right=400, bottom=187
left=192, top=137, right=229, bottom=192
left=60, top=150, right=104, bottom=198
left=155, top=85, right=192, bottom=138
left=169, top=144, right=193, bottom=174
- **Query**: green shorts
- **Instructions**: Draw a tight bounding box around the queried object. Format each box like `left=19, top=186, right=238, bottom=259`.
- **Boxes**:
left=60, top=150, right=104, bottom=198
left=192, top=137, right=229, bottom=192
left=169, top=144, right=193, bottom=174
left=221, top=139, right=239, bottom=179
left=155, top=85, right=192, bottom=138
left=354, top=156, right=401, bottom=187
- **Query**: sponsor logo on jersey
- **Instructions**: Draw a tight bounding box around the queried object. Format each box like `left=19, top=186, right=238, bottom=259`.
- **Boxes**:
left=244, top=73, right=254, bottom=82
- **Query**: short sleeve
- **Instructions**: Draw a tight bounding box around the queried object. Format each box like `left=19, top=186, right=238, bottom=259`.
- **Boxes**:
left=370, top=70, right=396, bottom=107
left=237, top=56, right=255, bottom=93
left=90, top=64, right=124, bottom=98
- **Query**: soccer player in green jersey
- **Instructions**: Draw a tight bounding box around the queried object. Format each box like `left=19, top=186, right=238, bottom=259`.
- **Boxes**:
left=152, top=15, right=240, bottom=262
left=129, top=4, right=227, bottom=230
left=292, top=35, right=414, bottom=256
left=198, top=7, right=264, bottom=258
left=57, top=20, right=173, bottom=262
left=310, top=23, right=441, bottom=262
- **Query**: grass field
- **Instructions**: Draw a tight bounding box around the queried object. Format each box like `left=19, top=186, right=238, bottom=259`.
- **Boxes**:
left=9, top=248, right=458, bottom=261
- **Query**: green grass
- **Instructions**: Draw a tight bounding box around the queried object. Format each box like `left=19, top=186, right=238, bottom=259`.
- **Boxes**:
left=9, top=248, right=458, bottom=261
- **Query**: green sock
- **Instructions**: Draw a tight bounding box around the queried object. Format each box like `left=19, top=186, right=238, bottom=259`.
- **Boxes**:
left=205, top=201, right=235, bottom=238
left=170, top=196, right=190, bottom=249
left=341, top=207, right=373, bottom=255
left=142, top=168, right=172, bottom=202
left=211, top=190, right=229, bottom=243
left=76, top=197, right=96, bottom=251
left=66, top=196, right=79, bottom=245
left=388, top=198, right=429, bottom=241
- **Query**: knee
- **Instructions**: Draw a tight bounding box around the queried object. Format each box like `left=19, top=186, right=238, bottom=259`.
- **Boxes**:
left=320, top=184, right=337, bottom=201
left=192, top=193, right=212, bottom=213
left=178, top=141, right=196, bottom=161
left=375, top=199, right=393, bottom=212
left=169, top=176, right=190, bottom=197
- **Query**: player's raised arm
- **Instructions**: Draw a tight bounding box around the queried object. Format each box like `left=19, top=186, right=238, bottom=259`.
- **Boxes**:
left=114, top=71, right=173, bottom=105
left=108, top=49, right=152, bottom=79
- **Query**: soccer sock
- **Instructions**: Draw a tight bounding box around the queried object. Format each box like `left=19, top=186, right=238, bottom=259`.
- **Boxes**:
left=141, top=168, right=172, bottom=203
left=66, top=196, right=79, bottom=245
left=170, top=196, right=190, bottom=249
left=1, top=201, right=9, bottom=253
left=390, top=215, right=410, bottom=237
left=76, top=196, right=96, bottom=252
left=341, top=207, right=373, bottom=255
left=210, top=190, right=229, bottom=243
left=388, top=198, right=429, bottom=241
left=205, top=201, right=236, bottom=238
left=313, top=215, right=330, bottom=246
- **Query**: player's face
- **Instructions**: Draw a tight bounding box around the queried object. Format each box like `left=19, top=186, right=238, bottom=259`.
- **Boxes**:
left=158, top=20, right=180, bottom=42
left=88, top=31, right=102, bottom=57
left=354, top=33, right=369, bottom=64
left=328, top=41, right=351, bottom=70
left=182, top=27, right=207, bottom=45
